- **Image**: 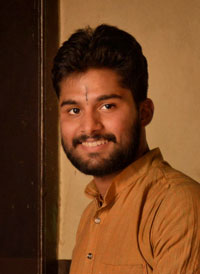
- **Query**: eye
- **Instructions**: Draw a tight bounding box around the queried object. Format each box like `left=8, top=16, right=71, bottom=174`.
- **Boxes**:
left=101, top=103, right=115, bottom=110
left=68, top=108, right=80, bottom=115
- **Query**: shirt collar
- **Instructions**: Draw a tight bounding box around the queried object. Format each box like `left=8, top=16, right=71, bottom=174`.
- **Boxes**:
left=85, top=148, right=163, bottom=206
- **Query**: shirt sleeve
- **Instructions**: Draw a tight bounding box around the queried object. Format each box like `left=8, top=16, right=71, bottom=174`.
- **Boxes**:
left=151, top=182, right=200, bottom=274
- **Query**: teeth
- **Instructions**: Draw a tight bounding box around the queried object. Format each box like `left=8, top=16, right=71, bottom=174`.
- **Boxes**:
left=82, top=140, right=109, bottom=147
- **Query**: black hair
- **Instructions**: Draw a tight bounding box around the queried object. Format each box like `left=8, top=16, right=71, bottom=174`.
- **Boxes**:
left=52, top=24, right=148, bottom=104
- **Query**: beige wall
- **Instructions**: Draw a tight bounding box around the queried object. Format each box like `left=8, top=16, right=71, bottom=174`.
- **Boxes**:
left=58, top=0, right=200, bottom=259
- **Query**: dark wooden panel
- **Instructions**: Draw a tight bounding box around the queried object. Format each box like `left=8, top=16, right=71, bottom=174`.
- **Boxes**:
left=0, top=1, right=41, bottom=264
left=0, top=258, right=38, bottom=274
left=42, top=0, right=59, bottom=272
left=0, top=0, right=59, bottom=273
left=58, top=260, right=72, bottom=274
left=45, top=260, right=71, bottom=274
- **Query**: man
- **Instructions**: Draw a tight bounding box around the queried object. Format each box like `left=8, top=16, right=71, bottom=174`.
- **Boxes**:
left=52, top=24, right=200, bottom=273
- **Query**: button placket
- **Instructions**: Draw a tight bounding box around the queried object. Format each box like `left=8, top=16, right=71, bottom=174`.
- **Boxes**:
left=85, top=208, right=107, bottom=268
left=87, top=252, right=93, bottom=259
left=94, top=204, right=107, bottom=225
left=94, top=217, right=101, bottom=224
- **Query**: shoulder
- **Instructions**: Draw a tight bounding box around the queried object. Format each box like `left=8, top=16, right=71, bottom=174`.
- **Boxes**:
left=142, top=163, right=200, bottom=229
left=150, top=164, right=200, bottom=234
left=146, top=159, right=200, bottom=200
left=148, top=166, right=200, bottom=272
left=158, top=162, right=200, bottom=201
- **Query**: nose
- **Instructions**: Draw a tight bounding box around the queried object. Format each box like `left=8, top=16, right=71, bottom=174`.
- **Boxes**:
left=80, top=110, right=103, bottom=135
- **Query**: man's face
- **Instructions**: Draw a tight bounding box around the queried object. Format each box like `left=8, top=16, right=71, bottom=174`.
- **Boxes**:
left=59, top=68, right=141, bottom=177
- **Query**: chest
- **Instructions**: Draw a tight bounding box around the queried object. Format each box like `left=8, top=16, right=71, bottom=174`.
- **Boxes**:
left=70, top=192, right=156, bottom=274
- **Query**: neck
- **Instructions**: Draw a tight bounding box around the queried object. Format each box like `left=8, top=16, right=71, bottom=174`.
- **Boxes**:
left=94, top=140, right=150, bottom=197
left=93, top=171, right=121, bottom=197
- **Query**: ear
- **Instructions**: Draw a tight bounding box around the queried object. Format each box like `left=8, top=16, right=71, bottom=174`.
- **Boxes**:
left=139, top=98, right=154, bottom=127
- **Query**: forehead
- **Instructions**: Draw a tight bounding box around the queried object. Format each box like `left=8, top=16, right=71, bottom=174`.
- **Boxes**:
left=59, top=68, right=133, bottom=102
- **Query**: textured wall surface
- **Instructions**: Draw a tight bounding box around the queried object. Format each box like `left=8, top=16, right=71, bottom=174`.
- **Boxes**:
left=59, top=0, right=200, bottom=259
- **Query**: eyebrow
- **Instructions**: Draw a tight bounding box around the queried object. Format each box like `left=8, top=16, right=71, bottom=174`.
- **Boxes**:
left=96, top=94, right=123, bottom=101
left=60, top=94, right=123, bottom=107
left=60, top=99, right=77, bottom=107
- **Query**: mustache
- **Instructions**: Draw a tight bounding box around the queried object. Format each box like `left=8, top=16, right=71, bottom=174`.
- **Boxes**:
left=73, top=134, right=117, bottom=147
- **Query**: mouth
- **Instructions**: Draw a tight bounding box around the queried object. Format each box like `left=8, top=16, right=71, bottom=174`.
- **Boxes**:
left=82, top=139, right=109, bottom=147
left=73, top=134, right=116, bottom=148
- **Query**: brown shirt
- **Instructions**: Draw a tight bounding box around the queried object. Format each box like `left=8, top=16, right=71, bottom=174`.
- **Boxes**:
left=70, top=148, right=200, bottom=274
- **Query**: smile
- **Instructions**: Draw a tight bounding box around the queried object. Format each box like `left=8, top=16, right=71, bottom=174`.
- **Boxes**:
left=82, top=140, right=109, bottom=147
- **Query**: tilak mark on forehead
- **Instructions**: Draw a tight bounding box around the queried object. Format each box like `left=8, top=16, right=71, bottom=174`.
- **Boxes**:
left=85, top=87, right=88, bottom=104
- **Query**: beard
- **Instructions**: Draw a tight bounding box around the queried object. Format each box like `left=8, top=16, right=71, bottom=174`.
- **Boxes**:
left=61, top=118, right=141, bottom=177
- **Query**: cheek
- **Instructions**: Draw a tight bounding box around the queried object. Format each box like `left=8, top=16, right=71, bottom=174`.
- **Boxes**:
left=60, top=120, right=75, bottom=142
left=104, top=116, right=135, bottom=140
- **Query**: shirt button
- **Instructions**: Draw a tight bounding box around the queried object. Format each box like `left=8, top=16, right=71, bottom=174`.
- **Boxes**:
left=87, top=253, right=93, bottom=259
left=94, top=217, right=101, bottom=224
